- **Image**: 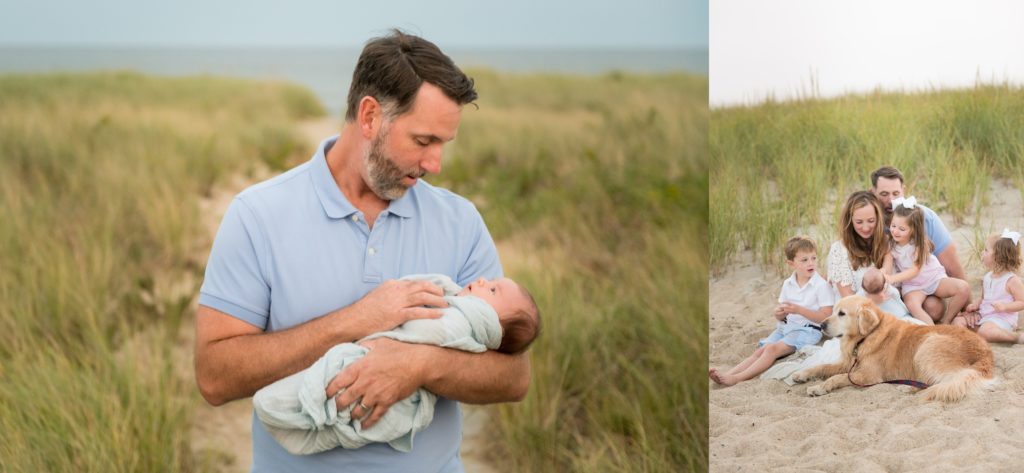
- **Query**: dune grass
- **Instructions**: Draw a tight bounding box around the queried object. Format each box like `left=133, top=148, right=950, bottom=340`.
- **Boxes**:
left=0, top=72, right=322, bottom=472
left=711, top=84, right=1024, bottom=275
left=0, top=70, right=707, bottom=472
left=438, top=70, right=709, bottom=471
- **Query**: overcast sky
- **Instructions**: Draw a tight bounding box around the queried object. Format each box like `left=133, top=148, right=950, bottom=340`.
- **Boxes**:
left=0, top=0, right=707, bottom=49
left=711, top=0, right=1024, bottom=107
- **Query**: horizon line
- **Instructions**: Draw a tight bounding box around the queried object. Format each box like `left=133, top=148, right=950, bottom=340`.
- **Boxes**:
left=0, top=42, right=709, bottom=51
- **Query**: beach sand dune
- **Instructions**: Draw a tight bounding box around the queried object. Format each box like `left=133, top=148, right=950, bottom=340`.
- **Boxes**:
left=710, top=182, right=1024, bottom=472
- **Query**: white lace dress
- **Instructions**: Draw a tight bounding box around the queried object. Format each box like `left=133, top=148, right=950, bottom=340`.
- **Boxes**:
left=827, top=240, right=875, bottom=299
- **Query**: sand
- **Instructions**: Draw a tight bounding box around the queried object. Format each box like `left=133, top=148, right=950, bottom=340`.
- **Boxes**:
left=710, top=181, right=1024, bottom=472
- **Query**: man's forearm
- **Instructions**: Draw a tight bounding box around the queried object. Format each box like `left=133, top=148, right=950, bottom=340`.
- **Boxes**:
left=938, top=244, right=966, bottom=281
left=195, top=305, right=367, bottom=405
left=419, top=346, right=531, bottom=404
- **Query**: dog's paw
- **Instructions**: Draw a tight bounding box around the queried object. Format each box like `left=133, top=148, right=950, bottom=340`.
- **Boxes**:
left=807, top=384, right=829, bottom=397
left=791, top=370, right=812, bottom=384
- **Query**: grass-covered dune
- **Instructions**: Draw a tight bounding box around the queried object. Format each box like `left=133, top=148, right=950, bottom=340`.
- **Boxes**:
left=0, top=72, right=322, bottom=472
left=711, top=85, right=1024, bottom=274
left=443, top=69, right=709, bottom=471
left=0, top=70, right=708, bottom=472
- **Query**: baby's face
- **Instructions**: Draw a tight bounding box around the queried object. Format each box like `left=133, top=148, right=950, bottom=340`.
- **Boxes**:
left=459, top=277, right=528, bottom=319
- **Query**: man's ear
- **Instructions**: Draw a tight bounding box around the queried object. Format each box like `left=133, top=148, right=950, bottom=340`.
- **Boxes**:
left=857, top=303, right=880, bottom=335
left=357, top=96, right=382, bottom=138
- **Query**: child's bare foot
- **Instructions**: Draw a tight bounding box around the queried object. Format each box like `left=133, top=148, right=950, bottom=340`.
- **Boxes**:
left=709, top=368, right=739, bottom=386
left=710, top=368, right=739, bottom=386
left=716, top=373, right=739, bottom=387
left=709, top=368, right=724, bottom=385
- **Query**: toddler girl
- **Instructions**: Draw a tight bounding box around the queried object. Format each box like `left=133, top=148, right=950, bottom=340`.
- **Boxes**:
left=883, top=196, right=970, bottom=324
left=954, top=229, right=1024, bottom=343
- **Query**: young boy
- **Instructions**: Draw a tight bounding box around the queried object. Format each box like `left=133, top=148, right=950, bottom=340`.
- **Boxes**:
left=710, top=236, right=834, bottom=386
left=253, top=274, right=540, bottom=454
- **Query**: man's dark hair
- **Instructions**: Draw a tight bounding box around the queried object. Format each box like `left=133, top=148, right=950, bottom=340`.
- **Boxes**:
left=870, top=166, right=905, bottom=188
left=345, top=29, right=478, bottom=122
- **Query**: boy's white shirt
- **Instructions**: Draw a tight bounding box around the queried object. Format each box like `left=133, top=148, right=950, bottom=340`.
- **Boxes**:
left=778, top=271, right=835, bottom=326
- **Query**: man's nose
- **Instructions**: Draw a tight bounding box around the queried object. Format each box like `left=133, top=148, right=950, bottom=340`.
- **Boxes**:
left=421, top=146, right=443, bottom=174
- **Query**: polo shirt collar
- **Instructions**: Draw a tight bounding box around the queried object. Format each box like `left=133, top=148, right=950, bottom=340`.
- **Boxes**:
left=784, top=273, right=799, bottom=289
left=386, top=186, right=416, bottom=218
left=311, top=136, right=357, bottom=219
left=785, top=272, right=819, bottom=290
left=310, top=135, right=418, bottom=220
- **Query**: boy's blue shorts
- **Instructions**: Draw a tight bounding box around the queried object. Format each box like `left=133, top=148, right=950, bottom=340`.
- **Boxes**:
left=759, top=322, right=822, bottom=351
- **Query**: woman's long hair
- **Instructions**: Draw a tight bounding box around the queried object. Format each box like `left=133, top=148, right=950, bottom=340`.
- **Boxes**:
left=839, top=191, right=887, bottom=270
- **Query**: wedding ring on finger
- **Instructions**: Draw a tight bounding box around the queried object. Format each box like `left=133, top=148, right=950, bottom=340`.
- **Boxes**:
left=356, top=402, right=374, bottom=421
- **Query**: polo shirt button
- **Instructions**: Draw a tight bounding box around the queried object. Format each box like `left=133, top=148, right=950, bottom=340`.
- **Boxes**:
left=368, top=247, right=376, bottom=256
left=351, top=215, right=359, bottom=222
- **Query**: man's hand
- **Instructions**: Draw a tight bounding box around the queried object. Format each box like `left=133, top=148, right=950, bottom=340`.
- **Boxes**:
left=326, top=338, right=426, bottom=429
left=349, top=280, right=448, bottom=335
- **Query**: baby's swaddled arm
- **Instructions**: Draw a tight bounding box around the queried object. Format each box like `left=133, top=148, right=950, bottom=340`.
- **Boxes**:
left=377, top=318, right=450, bottom=346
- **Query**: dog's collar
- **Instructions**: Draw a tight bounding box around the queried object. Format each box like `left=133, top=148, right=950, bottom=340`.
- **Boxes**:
left=851, top=338, right=866, bottom=359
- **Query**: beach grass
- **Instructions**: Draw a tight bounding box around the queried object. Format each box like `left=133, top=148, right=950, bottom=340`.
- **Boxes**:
left=0, top=70, right=707, bottom=472
left=0, top=72, right=321, bottom=472
left=710, top=84, right=1024, bottom=275
left=439, top=69, right=709, bottom=471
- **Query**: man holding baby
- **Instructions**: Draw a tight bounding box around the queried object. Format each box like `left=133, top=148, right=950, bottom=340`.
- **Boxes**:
left=193, top=30, right=530, bottom=472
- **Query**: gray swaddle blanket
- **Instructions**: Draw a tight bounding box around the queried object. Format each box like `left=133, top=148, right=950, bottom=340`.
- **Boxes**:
left=252, top=274, right=503, bottom=454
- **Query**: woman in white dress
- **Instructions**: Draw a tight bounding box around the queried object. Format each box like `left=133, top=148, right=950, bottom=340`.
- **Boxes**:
left=828, top=191, right=889, bottom=298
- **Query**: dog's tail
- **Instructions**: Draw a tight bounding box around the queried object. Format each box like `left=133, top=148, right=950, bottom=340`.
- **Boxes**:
left=921, top=369, right=996, bottom=403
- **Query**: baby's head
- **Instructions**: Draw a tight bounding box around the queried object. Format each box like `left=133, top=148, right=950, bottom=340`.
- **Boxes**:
left=983, top=231, right=1022, bottom=274
left=861, top=267, right=885, bottom=295
left=459, top=277, right=540, bottom=354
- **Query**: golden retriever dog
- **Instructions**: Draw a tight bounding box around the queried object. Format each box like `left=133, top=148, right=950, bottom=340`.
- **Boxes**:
left=791, top=295, right=995, bottom=402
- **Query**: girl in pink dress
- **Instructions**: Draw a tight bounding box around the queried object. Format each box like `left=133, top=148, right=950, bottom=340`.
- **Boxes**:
left=882, top=197, right=970, bottom=325
left=953, top=230, right=1024, bottom=343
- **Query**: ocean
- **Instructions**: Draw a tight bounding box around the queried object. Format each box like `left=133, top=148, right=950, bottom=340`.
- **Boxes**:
left=0, top=46, right=707, bottom=115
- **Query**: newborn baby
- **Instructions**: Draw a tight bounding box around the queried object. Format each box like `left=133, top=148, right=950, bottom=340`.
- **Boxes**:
left=858, top=267, right=922, bottom=324
left=253, top=274, right=540, bottom=454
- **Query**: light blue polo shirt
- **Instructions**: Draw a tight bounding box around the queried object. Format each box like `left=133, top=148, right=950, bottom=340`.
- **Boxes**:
left=920, top=204, right=952, bottom=255
left=199, top=135, right=502, bottom=473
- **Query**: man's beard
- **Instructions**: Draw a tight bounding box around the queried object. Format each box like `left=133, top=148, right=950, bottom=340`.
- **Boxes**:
left=364, top=128, right=422, bottom=201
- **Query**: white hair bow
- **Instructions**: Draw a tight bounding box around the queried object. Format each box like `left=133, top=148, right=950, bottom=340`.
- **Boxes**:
left=892, top=196, right=917, bottom=210
left=1001, top=228, right=1021, bottom=245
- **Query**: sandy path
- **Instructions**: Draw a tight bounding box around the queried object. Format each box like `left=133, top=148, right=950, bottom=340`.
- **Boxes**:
left=184, top=117, right=501, bottom=472
left=710, top=181, right=1024, bottom=472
